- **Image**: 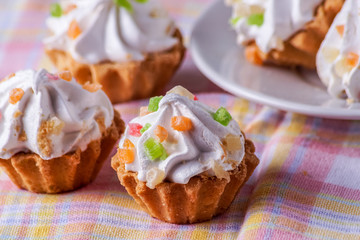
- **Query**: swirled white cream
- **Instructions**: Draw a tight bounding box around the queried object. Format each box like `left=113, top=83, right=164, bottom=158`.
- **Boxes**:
left=317, top=0, right=360, bottom=102
left=0, top=69, right=114, bottom=160
left=44, top=0, right=178, bottom=64
left=226, top=0, right=322, bottom=53
left=120, top=89, right=245, bottom=188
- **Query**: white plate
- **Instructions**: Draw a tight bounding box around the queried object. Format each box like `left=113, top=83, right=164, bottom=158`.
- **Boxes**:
left=189, top=0, right=360, bottom=120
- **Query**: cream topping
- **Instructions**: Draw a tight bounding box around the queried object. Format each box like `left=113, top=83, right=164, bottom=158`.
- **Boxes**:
left=120, top=87, right=246, bottom=188
left=226, top=0, right=322, bottom=53
left=0, top=69, right=114, bottom=160
left=317, top=0, right=360, bottom=102
left=44, top=0, right=178, bottom=64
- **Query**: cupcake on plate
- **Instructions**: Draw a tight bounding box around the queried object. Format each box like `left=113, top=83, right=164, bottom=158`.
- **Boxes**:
left=44, top=0, right=185, bottom=103
left=111, top=86, right=259, bottom=224
left=317, top=0, right=360, bottom=103
left=225, top=0, right=344, bottom=69
left=0, top=69, right=125, bottom=193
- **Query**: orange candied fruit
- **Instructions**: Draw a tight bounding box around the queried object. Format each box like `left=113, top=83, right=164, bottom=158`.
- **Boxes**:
left=65, top=4, right=77, bottom=14
left=58, top=71, right=72, bottom=81
left=68, top=19, right=82, bottom=40
left=171, top=116, right=193, bottom=131
left=336, top=25, right=344, bottom=37
left=346, top=52, right=359, bottom=68
left=1, top=73, right=15, bottom=83
left=83, top=82, right=102, bottom=92
left=123, top=139, right=135, bottom=149
left=9, top=88, right=24, bottom=105
left=245, top=46, right=263, bottom=66
left=154, top=125, right=168, bottom=142
left=117, top=148, right=134, bottom=164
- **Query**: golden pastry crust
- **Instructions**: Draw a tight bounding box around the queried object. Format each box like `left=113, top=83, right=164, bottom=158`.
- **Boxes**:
left=245, top=0, right=345, bottom=69
left=0, top=111, right=125, bottom=194
left=111, top=135, right=259, bottom=224
left=45, top=30, right=186, bottom=103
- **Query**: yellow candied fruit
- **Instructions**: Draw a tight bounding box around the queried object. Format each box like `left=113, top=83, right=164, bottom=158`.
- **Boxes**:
left=83, top=82, right=102, bottom=92
left=117, top=148, right=134, bottom=164
left=68, top=19, right=82, bottom=40
left=139, top=106, right=151, bottom=116
left=322, top=46, right=340, bottom=63
left=58, top=71, right=72, bottom=81
left=224, top=134, right=243, bottom=151
left=146, top=167, right=165, bottom=189
left=9, top=88, right=24, bottom=105
left=336, top=25, right=344, bottom=37
left=154, top=125, right=168, bottom=142
left=171, top=116, right=193, bottom=131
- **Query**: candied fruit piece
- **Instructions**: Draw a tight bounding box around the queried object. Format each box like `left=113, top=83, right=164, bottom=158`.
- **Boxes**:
left=346, top=52, right=359, bottom=68
left=229, top=16, right=241, bottom=26
left=154, top=125, right=168, bottom=142
left=123, top=139, right=135, bottom=149
left=68, top=19, right=82, bottom=40
left=335, top=57, right=352, bottom=77
left=171, top=116, right=193, bottom=131
left=224, top=134, right=242, bottom=151
left=194, top=95, right=198, bottom=101
left=146, top=167, right=165, bottom=189
left=322, top=47, right=339, bottom=63
left=128, top=123, right=143, bottom=137
left=148, top=96, right=163, bottom=112
left=211, top=160, right=230, bottom=182
left=0, top=111, right=2, bottom=121
left=58, top=71, right=72, bottom=81
left=213, top=107, right=232, bottom=126
left=64, top=4, right=77, bottom=14
left=9, top=88, right=24, bottom=105
left=50, top=3, right=63, bottom=18
left=117, top=148, right=134, bottom=164
left=144, top=138, right=167, bottom=161
left=336, top=25, right=344, bottom=37
left=139, top=106, right=150, bottom=116
left=83, top=82, right=101, bottom=92
left=247, top=13, right=264, bottom=27
left=1, top=73, right=15, bottom=83
left=245, top=46, right=263, bottom=65
left=140, top=123, right=151, bottom=134
left=166, top=86, right=194, bottom=100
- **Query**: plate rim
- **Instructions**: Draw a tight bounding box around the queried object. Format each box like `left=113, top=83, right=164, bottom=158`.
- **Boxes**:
left=189, top=0, right=360, bottom=120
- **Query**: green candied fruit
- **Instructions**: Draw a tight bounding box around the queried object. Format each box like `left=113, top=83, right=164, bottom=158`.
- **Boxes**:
left=135, top=0, right=148, bottom=3
left=140, top=123, right=151, bottom=134
left=50, top=3, right=63, bottom=18
left=148, top=96, right=163, bottom=112
left=247, top=13, right=264, bottom=27
left=229, top=16, right=241, bottom=26
left=144, top=138, right=167, bottom=161
left=213, top=107, right=232, bottom=126
left=113, top=0, right=133, bottom=12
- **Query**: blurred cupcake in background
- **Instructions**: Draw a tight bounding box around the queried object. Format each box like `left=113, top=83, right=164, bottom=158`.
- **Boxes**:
left=226, top=0, right=344, bottom=69
left=44, top=0, right=185, bottom=103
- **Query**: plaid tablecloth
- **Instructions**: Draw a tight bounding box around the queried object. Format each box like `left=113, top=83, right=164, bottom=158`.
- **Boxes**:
left=1, top=0, right=360, bottom=239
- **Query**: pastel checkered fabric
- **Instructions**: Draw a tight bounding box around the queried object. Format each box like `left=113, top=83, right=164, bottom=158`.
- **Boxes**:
left=1, top=0, right=360, bottom=239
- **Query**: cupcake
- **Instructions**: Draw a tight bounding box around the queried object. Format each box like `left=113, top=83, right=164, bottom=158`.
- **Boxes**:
left=111, top=86, right=259, bottom=224
left=44, top=0, right=185, bottom=103
left=317, top=0, right=360, bottom=103
left=0, top=69, right=125, bottom=193
left=226, top=0, right=344, bottom=69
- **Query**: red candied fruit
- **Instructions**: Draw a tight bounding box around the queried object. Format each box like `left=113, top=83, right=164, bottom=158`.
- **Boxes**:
left=129, top=123, right=143, bottom=137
